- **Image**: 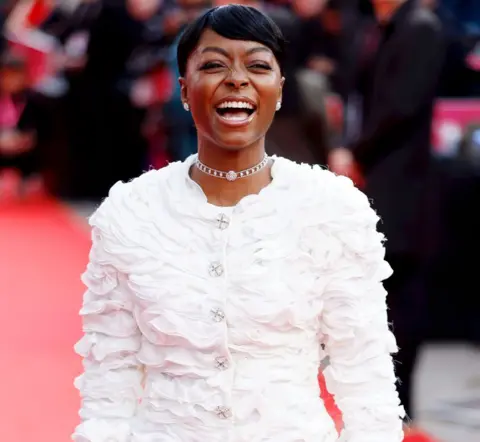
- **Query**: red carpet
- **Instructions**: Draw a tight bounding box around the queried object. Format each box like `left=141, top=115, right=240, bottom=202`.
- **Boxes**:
left=0, top=196, right=89, bottom=441
left=0, top=196, right=436, bottom=441
left=318, top=375, right=436, bottom=442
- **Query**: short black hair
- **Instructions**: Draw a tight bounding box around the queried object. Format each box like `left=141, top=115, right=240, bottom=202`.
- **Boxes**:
left=177, top=5, right=286, bottom=77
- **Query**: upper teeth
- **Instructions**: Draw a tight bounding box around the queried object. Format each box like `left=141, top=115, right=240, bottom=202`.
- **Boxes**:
left=217, top=101, right=254, bottom=110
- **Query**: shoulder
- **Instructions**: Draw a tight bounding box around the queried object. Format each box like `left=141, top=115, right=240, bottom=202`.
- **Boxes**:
left=279, top=159, right=382, bottom=249
left=89, top=161, right=182, bottom=232
left=313, top=166, right=380, bottom=232
left=408, top=6, right=442, bottom=36
left=282, top=161, right=388, bottom=271
left=309, top=164, right=368, bottom=202
left=86, top=161, right=185, bottom=272
left=280, top=158, right=375, bottom=222
left=290, top=164, right=388, bottom=273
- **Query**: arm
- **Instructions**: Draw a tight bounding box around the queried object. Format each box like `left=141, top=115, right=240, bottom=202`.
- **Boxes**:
left=73, top=214, right=144, bottom=441
left=4, top=0, right=32, bottom=35
left=319, top=183, right=404, bottom=441
left=351, top=18, right=444, bottom=170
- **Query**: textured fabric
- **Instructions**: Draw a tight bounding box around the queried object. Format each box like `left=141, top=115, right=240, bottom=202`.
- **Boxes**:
left=73, top=155, right=404, bottom=442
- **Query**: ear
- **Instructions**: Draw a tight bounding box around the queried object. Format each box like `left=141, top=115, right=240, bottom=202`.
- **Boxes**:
left=179, top=77, right=187, bottom=104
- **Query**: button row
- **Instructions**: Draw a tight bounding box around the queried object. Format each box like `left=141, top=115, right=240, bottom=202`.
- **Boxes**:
left=212, top=213, right=231, bottom=420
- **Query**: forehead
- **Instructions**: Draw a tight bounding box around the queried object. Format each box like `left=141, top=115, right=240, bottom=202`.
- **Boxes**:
left=194, top=29, right=273, bottom=56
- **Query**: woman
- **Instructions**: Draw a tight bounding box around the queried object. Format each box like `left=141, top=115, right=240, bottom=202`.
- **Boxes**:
left=73, top=5, right=404, bottom=441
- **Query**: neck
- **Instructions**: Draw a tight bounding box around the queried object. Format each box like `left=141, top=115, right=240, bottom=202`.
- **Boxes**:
left=190, top=138, right=272, bottom=207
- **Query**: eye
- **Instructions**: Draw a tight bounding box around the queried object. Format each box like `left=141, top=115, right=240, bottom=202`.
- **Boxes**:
left=248, top=63, right=272, bottom=71
left=199, top=61, right=225, bottom=71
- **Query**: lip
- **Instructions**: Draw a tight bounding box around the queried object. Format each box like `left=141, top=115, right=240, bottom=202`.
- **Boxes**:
left=215, top=111, right=256, bottom=128
left=214, top=96, right=258, bottom=128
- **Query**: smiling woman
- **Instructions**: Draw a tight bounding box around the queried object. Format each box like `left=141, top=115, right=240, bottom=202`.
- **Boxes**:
left=73, top=5, right=405, bottom=442
left=177, top=6, right=285, bottom=171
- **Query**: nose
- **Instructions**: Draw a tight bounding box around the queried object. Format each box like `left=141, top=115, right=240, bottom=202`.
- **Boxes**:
left=224, top=67, right=249, bottom=89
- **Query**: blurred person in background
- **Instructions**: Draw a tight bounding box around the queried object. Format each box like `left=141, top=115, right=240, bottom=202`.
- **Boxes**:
left=62, top=0, right=168, bottom=200
left=4, top=0, right=66, bottom=96
left=261, top=0, right=321, bottom=164
left=0, top=50, right=43, bottom=198
left=5, top=0, right=53, bottom=38
left=293, top=0, right=340, bottom=163
left=329, top=0, right=445, bottom=421
left=436, top=0, right=480, bottom=97
left=0, top=0, right=15, bottom=53
left=73, top=5, right=405, bottom=441
left=162, top=0, right=211, bottom=162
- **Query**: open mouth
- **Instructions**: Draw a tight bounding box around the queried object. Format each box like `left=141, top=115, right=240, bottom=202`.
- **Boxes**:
left=215, top=100, right=257, bottom=122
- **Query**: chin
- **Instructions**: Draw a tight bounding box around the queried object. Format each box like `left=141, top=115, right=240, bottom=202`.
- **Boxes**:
left=213, top=127, right=272, bottom=152
left=213, top=132, right=264, bottom=151
left=205, top=110, right=271, bottom=150
left=216, top=138, right=254, bottom=151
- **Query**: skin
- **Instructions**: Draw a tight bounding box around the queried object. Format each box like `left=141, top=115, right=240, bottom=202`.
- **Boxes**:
left=179, top=29, right=285, bottom=207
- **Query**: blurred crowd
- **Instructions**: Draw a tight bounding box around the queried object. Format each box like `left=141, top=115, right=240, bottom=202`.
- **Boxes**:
left=0, top=0, right=477, bottom=199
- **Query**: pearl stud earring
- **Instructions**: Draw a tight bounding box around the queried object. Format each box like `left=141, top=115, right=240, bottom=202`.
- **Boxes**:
left=183, top=102, right=190, bottom=111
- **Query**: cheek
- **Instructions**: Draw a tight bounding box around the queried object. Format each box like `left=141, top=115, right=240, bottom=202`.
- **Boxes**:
left=185, top=77, right=218, bottom=134
left=187, top=74, right=215, bottom=111
left=257, top=80, right=282, bottom=113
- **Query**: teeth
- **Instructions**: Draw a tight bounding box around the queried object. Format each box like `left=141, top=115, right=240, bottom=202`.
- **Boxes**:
left=222, top=113, right=250, bottom=121
left=217, top=101, right=255, bottom=110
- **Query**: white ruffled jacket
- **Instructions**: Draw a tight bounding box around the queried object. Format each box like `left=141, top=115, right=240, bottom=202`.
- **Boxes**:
left=73, top=155, right=405, bottom=442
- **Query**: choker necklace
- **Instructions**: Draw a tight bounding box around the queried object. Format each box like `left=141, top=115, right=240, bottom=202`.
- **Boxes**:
left=195, top=154, right=269, bottom=182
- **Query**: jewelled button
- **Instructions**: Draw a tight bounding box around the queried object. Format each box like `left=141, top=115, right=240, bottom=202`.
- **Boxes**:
left=216, top=213, right=230, bottom=230
left=215, top=405, right=232, bottom=419
left=215, top=356, right=229, bottom=370
left=209, top=262, right=224, bottom=277
left=211, top=307, right=225, bottom=322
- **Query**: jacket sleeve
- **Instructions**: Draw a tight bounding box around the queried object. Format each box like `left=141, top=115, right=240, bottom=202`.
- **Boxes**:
left=72, top=219, right=144, bottom=442
left=319, top=184, right=405, bottom=441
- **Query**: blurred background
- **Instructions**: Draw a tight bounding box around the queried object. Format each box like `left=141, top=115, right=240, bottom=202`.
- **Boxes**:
left=0, top=0, right=478, bottom=441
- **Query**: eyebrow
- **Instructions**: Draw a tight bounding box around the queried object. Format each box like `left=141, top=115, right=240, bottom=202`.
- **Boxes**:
left=201, top=46, right=272, bottom=58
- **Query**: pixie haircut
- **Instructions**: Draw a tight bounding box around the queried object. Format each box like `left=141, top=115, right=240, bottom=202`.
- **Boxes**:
left=177, top=5, right=286, bottom=77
